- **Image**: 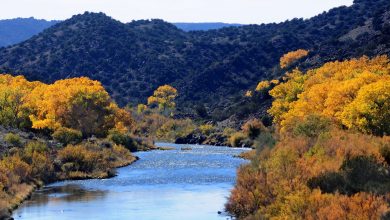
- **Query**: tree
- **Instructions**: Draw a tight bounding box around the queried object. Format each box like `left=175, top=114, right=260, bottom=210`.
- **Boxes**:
left=0, top=74, right=42, bottom=128
left=280, top=49, right=309, bottom=68
left=147, top=85, right=178, bottom=116
left=341, top=80, right=390, bottom=136
left=26, top=77, right=132, bottom=137
left=268, top=56, right=390, bottom=134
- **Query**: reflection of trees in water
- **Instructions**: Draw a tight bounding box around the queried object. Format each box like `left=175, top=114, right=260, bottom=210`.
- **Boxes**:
left=26, top=184, right=107, bottom=206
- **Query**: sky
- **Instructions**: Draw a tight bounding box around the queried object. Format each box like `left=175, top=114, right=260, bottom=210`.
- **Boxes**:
left=1, top=0, right=354, bottom=24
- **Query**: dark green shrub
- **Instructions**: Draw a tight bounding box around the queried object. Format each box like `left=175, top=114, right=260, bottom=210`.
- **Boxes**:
left=229, top=132, right=251, bottom=148
left=52, top=127, right=82, bottom=145
left=4, top=133, right=22, bottom=147
left=108, top=130, right=137, bottom=152
left=293, top=115, right=331, bottom=138
left=241, top=119, right=266, bottom=139
left=307, top=172, right=346, bottom=194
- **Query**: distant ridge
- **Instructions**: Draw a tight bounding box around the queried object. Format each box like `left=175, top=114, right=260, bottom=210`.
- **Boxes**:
left=0, top=18, right=241, bottom=47
left=0, top=17, right=59, bottom=47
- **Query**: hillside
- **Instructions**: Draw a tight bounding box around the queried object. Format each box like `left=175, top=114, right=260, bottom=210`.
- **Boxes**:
left=0, top=17, right=59, bottom=47
left=0, top=0, right=389, bottom=122
left=0, top=17, right=241, bottom=47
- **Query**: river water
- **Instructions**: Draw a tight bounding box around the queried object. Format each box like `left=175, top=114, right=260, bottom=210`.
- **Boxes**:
left=12, top=143, right=248, bottom=220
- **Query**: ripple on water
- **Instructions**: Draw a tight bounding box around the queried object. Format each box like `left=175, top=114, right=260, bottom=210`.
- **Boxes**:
left=13, top=143, right=249, bottom=220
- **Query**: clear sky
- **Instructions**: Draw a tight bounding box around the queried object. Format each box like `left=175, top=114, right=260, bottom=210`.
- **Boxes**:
left=1, top=0, right=353, bottom=24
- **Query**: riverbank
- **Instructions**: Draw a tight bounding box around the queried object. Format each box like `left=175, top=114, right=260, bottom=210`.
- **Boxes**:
left=1, top=154, right=139, bottom=220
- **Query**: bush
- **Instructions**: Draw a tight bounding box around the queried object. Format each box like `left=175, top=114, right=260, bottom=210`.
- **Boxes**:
left=57, top=144, right=103, bottom=173
left=24, top=141, right=48, bottom=156
left=4, top=133, right=22, bottom=147
left=199, top=124, right=215, bottom=136
left=241, top=119, right=266, bottom=139
left=229, top=132, right=249, bottom=147
left=52, top=127, right=82, bottom=145
left=293, top=115, right=331, bottom=138
left=108, top=130, right=137, bottom=152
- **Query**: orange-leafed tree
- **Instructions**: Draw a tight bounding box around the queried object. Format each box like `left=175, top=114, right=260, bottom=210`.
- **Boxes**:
left=280, top=49, right=309, bottom=69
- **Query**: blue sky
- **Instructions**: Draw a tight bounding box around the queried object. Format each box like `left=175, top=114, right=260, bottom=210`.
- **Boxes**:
left=2, top=0, right=353, bottom=24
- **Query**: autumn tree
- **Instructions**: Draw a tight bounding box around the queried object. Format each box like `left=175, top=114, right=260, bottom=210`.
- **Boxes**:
left=280, top=49, right=309, bottom=68
left=26, top=77, right=132, bottom=137
left=341, top=80, right=390, bottom=135
left=268, top=56, right=390, bottom=135
left=0, top=74, right=42, bottom=128
left=147, top=85, right=178, bottom=116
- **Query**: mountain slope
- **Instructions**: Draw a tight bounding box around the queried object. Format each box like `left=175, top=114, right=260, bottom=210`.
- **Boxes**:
left=0, top=17, right=241, bottom=47
left=0, top=0, right=389, bottom=120
left=0, top=18, right=59, bottom=47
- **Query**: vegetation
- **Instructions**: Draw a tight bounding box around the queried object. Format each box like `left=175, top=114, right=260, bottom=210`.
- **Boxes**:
left=279, top=49, right=309, bottom=68
left=226, top=56, right=390, bottom=219
left=147, top=85, right=178, bottom=116
left=0, top=0, right=388, bottom=122
left=52, top=127, right=82, bottom=145
left=0, top=74, right=150, bottom=215
left=269, top=55, right=390, bottom=136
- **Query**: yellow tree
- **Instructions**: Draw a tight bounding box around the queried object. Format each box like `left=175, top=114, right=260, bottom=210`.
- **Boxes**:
left=342, top=80, right=390, bottom=136
left=268, top=56, right=390, bottom=134
left=147, top=85, right=178, bottom=116
left=280, top=49, right=309, bottom=69
left=26, top=77, right=131, bottom=137
left=0, top=74, right=42, bottom=128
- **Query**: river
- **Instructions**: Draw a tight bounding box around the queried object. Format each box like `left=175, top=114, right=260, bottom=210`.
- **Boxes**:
left=12, top=143, right=249, bottom=220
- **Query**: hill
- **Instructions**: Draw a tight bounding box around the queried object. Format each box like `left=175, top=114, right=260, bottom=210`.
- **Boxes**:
left=0, top=0, right=389, bottom=122
left=0, top=17, right=59, bottom=47
left=0, top=17, right=241, bottom=47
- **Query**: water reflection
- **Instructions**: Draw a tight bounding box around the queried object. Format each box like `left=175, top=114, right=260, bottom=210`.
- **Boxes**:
left=29, top=184, right=107, bottom=205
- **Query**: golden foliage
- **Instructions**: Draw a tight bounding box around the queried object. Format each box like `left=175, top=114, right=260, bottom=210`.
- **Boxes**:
left=226, top=129, right=390, bottom=219
left=255, top=80, right=271, bottom=92
left=245, top=90, right=253, bottom=97
left=27, top=77, right=116, bottom=136
left=280, top=49, right=309, bottom=68
left=0, top=75, right=133, bottom=137
left=227, top=56, right=390, bottom=218
left=147, top=85, right=178, bottom=114
left=269, top=56, right=390, bottom=135
left=0, top=74, right=42, bottom=128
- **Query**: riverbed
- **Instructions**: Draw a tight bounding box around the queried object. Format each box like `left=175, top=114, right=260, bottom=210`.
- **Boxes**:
left=12, top=143, right=249, bottom=220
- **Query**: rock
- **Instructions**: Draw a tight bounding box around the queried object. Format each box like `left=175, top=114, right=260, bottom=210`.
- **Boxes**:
left=0, top=208, right=12, bottom=220
left=175, top=133, right=206, bottom=145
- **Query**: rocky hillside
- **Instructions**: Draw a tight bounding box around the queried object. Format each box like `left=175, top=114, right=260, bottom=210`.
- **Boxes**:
left=0, top=0, right=388, bottom=121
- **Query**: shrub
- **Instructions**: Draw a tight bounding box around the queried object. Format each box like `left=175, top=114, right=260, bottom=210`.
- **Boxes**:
left=52, top=127, right=82, bottom=145
left=199, top=124, right=215, bottom=136
left=107, top=130, right=137, bottom=152
left=229, top=132, right=248, bottom=147
left=24, top=141, right=48, bottom=156
left=241, top=119, right=266, bottom=139
left=253, top=132, right=276, bottom=150
left=293, top=115, right=331, bottom=138
left=57, top=144, right=103, bottom=173
left=4, top=133, right=22, bottom=147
